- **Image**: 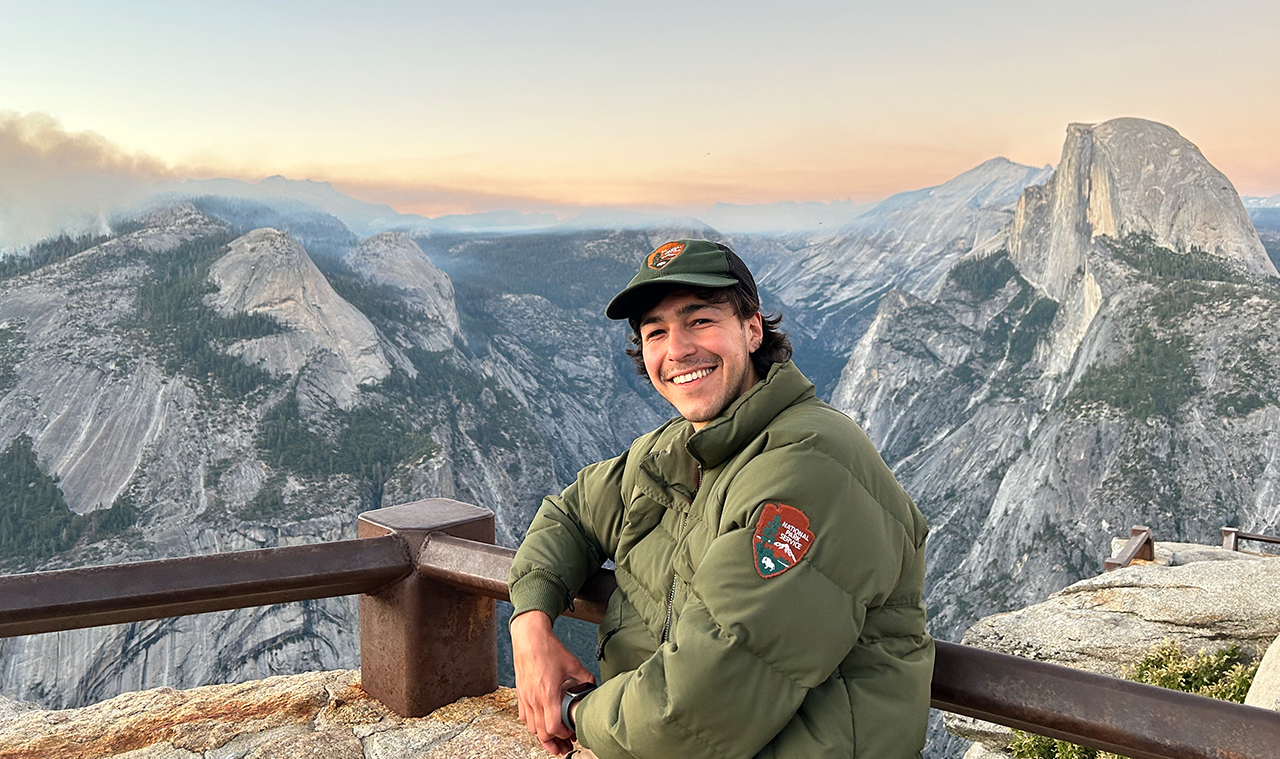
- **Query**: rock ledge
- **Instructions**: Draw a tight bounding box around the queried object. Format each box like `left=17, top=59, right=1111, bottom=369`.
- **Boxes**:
left=0, top=670, right=549, bottom=759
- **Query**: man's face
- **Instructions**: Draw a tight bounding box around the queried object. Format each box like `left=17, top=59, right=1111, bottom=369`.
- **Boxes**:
left=638, top=290, right=763, bottom=430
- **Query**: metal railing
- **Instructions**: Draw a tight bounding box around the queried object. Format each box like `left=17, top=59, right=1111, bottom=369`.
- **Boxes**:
left=1103, top=525, right=1154, bottom=571
left=1222, top=526, right=1280, bottom=552
left=2, top=498, right=1279, bottom=759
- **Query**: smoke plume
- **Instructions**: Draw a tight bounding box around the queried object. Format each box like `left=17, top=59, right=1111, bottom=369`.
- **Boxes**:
left=0, top=112, right=173, bottom=251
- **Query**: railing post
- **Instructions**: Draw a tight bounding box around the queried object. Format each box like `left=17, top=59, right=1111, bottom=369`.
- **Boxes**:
left=1222, top=526, right=1239, bottom=551
left=357, top=498, right=498, bottom=717
left=1104, top=525, right=1154, bottom=571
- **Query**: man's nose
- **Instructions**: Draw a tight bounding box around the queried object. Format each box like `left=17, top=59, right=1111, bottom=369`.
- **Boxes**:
left=667, top=325, right=697, bottom=359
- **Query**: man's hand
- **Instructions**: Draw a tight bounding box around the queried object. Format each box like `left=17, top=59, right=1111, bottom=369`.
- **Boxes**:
left=511, top=610, right=595, bottom=755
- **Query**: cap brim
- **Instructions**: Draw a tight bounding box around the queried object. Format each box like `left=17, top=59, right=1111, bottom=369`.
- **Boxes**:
left=605, top=273, right=740, bottom=320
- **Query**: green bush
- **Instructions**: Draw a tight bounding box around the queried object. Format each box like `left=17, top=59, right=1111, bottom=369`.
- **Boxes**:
left=1009, top=640, right=1259, bottom=759
left=1126, top=640, right=1257, bottom=702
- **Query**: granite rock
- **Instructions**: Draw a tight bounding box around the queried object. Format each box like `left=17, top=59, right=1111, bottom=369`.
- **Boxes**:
left=0, top=670, right=550, bottom=759
left=946, top=553, right=1280, bottom=752
left=1245, top=633, right=1280, bottom=711
left=208, top=227, right=391, bottom=410
left=344, top=232, right=460, bottom=352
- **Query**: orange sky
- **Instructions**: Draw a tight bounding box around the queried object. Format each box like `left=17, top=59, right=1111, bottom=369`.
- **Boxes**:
left=4, top=2, right=1279, bottom=219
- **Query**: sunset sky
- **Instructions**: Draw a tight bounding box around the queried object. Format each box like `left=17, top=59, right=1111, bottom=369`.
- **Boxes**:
left=3, top=0, right=1279, bottom=219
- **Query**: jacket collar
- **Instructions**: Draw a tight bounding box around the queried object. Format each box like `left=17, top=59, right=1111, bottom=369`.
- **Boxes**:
left=684, top=360, right=814, bottom=470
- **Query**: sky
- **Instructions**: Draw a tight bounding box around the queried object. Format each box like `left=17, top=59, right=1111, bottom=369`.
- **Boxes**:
left=2, top=0, right=1279, bottom=230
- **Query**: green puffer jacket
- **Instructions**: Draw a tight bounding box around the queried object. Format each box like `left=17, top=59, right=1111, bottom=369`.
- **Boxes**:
left=509, top=361, right=933, bottom=759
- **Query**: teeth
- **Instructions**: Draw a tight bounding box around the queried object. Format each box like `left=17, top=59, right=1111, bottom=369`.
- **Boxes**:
left=671, top=367, right=713, bottom=385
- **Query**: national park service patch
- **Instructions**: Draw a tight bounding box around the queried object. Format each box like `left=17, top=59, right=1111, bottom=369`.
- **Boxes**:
left=647, top=241, right=686, bottom=270
left=752, top=503, right=813, bottom=578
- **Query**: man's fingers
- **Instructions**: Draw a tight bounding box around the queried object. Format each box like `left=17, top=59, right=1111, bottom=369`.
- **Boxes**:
left=543, top=698, right=571, bottom=741
left=541, top=736, right=572, bottom=755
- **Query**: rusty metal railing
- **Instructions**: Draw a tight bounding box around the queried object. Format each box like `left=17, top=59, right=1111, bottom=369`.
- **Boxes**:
left=1104, top=524, right=1155, bottom=571
left=2, top=499, right=1279, bottom=759
left=1222, top=526, right=1280, bottom=552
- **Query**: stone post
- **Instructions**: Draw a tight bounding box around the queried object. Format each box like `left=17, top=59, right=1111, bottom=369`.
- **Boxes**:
left=357, top=498, right=498, bottom=717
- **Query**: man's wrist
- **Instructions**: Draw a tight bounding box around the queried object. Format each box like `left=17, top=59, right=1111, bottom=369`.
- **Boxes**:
left=561, top=681, right=596, bottom=733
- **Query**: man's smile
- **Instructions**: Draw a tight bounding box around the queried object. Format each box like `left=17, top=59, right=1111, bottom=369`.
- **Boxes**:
left=667, top=365, right=717, bottom=385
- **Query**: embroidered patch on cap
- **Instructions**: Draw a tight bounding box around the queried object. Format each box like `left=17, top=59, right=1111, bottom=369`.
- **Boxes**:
left=647, top=241, right=686, bottom=270
left=752, top=503, right=814, bottom=578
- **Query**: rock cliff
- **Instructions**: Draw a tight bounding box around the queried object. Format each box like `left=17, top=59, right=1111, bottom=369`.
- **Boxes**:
left=833, top=119, right=1280, bottom=649
left=208, top=228, right=391, bottom=410
left=738, top=158, right=1052, bottom=356
left=343, top=232, right=460, bottom=351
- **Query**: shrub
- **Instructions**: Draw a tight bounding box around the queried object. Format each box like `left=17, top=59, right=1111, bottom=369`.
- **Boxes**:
left=1008, top=640, right=1258, bottom=759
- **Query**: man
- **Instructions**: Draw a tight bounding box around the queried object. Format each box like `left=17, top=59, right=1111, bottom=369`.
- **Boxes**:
left=508, top=240, right=933, bottom=758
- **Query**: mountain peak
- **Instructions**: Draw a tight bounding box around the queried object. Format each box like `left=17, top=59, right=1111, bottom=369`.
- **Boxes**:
left=346, top=232, right=460, bottom=351
left=1009, top=118, right=1276, bottom=304
left=208, top=228, right=390, bottom=409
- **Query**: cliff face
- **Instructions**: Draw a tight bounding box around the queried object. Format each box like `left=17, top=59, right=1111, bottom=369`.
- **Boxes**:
left=209, top=228, right=391, bottom=410
left=739, top=158, right=1053, bottom=357
left=344, top=232, right=460, bottom=351
left=832, top=119, right=1280, bottom=653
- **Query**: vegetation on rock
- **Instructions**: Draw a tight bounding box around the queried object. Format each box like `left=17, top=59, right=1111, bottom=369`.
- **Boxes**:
left=1009, top=640, right=1259, bottom=759
left=1102, top=233, right=1247, bottom=284
left=0, top=435, right=137, bottom=570
left=131, top=232, right=282, bottom=400
left=948, top=250, right=1019, bottom=300
left=0, top=232, right=112, bottom=280
left=1067, top=324, right=1201, bottom=419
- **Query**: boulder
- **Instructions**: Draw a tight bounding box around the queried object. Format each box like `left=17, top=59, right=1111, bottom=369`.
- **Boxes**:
left=946, top=549, right=1280, bottom=754
left=1245, top=633, right=1280, bottom=711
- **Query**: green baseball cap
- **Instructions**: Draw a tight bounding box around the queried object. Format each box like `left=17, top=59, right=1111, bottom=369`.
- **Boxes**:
left=605, top=239, right=759, bottom=320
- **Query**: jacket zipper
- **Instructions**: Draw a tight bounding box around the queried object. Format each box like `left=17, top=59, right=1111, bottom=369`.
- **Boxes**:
left=661, top=464, right=701, bottom=644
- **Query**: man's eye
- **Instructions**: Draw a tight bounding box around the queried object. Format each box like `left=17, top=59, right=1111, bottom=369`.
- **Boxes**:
left=644, top=330, right=665, bottom=341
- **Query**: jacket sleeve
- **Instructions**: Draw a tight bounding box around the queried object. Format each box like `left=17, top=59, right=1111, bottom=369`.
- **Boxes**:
left=508, top=452, right=630, bottom=621
left=574, top=443, right=912, bottom=759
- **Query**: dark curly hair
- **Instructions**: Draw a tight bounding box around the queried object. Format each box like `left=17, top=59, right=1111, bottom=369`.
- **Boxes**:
left=623, top=282, right=792, bottom=382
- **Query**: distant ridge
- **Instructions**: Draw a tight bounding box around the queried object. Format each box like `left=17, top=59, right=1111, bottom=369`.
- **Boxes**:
left=143, top=176, right=559, bottom=237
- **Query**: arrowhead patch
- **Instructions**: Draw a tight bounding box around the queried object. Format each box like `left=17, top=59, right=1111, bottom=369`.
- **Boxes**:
left=752, top=503, right=813, bottom=578
left=647, top=241, right=686, bottom=270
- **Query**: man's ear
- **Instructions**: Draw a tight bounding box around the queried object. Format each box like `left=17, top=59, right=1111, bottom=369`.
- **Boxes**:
left=746, top=312, right=763, bottom=352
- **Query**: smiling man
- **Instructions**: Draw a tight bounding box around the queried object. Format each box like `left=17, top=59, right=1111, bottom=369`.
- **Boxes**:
left=508, top=240, right=934, bottom=759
